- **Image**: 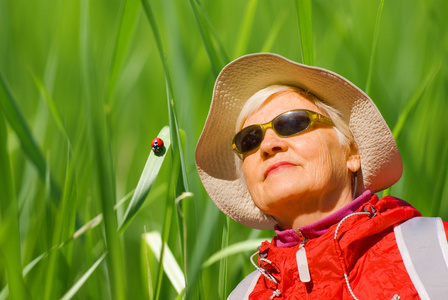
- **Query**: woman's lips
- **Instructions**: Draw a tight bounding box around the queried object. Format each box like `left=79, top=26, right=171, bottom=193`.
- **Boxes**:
left=264, top=161, right=296, bottom=178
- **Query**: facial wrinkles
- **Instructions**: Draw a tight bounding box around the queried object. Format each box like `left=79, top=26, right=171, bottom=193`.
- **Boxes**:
left=289, top=132, right=330, bottom=187
left=309, top=132, right=350, bottom=208
left=261, top=128, right=346, bottom=208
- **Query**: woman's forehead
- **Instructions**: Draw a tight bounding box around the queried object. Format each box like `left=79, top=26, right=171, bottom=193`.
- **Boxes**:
left=243, top=92, right=321, bottom=126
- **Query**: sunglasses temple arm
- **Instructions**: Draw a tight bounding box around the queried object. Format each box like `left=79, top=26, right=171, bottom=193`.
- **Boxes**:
left=315, top=114, right=334, bottom=125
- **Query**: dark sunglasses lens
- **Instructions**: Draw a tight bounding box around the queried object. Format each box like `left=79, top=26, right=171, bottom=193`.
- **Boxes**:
left=235, top=125, right=263, bottom=153
left=274, top=111, right=310, bottom=136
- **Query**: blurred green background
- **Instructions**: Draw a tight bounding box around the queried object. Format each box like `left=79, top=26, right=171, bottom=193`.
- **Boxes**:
left=0, top=0, right=447, bottom=299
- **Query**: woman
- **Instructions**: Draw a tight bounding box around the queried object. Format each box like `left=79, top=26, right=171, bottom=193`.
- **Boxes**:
left=195, top=53, right=448, bottom=299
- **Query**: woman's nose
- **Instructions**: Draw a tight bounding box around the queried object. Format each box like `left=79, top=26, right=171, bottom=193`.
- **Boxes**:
left=259, top=129, right=288, bottom=159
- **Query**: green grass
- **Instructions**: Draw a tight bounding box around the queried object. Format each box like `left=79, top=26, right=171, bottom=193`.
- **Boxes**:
left=0, top=0, right=447, bottom=299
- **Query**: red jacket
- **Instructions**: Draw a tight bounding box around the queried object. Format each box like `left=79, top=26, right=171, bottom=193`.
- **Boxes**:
left=248, top=194, right=448, bottom=299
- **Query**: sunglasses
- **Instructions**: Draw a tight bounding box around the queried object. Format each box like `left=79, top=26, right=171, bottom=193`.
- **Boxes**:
left=232, top=109, right=334, bottom=155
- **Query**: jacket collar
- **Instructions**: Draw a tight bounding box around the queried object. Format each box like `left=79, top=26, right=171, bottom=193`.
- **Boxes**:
left=275, top=190, right=373, bottom=247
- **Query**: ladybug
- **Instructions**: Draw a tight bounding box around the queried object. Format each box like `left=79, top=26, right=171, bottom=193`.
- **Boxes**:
left=151, top=138, right=164, bottom=153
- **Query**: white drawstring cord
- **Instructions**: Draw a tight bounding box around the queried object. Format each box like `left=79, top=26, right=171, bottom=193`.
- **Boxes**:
left=270, top=289, right=281, bottom=299
left=250, top=251, right=281, bottom=298
left=335, top=211, right=401, bottom=300
left=334, top=212, right=371, bottom=300
left=344, top=273, right=359, bottom=300
left=250, top=251, right=278, bottom=284
left=334, top=212, right=371, bottom=240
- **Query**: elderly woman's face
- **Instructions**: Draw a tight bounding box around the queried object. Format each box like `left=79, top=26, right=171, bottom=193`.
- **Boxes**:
left=242, top=92, right=360, bottom=229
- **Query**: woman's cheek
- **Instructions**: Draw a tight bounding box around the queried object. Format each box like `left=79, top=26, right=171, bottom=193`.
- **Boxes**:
left=242, top=160, right=258, bottom=191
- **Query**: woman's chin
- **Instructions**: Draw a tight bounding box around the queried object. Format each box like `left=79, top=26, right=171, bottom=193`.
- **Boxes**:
left=263, top=174, right=309, bottom=198
left=256, top=190, right=305, bottom=213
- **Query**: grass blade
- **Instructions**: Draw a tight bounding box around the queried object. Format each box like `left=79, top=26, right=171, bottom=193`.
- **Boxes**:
left=43, top=153, right=66, bottom=300
left=391, top=63, right=441, bottom=142
left=0, top=114, right=31, bottom=300
left=0, top=73, right=45, bottom=176
left=17, top=37, right=58, bottom=218
left=295, top=0, right=314, bottom=65
left=140, top=0, right=189, bottom=193
left=79, top=1, right=126, bottom=299
left=31, top=73, right=71, bottom=147
left=119, top=126, right=171, bottom=231
left=106, top=0, right=142, bottom=110
left=140, top=1, right=191, bottom=294
left=153, top=171, right=177, bottom=300
left=202, top=239, right=267, bottom=268
left=382, top=62, right=441, bottom=197
left=31, top=72, right=77, bottom=273
left=431, top=143, right=448, bottom=216
left=233, top=0, right=258, bottom=57
left=189, top=0, right=228, bottom=76
left=0, top=72, right=60, bottom=199
left=143, top=232, right=186, bottom=294
left=59, top=253, right=107, bottom=300
left=57, top=149, right=77, bottom=264
left=186, top=201, right=220, bottom=298
left=260, top=14, right=286, bottom=52
left=218, top=217, right=229, bottom=299
left=365, top=0, right=385, bottom=94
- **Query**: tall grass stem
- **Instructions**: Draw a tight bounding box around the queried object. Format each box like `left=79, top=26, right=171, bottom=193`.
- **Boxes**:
left=365, top=0, right=385, bottom=94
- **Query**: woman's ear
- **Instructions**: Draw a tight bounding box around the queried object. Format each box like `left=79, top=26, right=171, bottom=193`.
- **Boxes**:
left=347, top=142, right=361, bottom=173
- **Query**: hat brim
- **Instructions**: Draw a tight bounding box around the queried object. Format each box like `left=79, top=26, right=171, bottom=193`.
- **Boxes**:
left=195, top=53, right=402, bottom=230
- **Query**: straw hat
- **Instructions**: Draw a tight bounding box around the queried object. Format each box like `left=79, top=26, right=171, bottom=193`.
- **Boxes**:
left=195, top=53, right=402, bottom=230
